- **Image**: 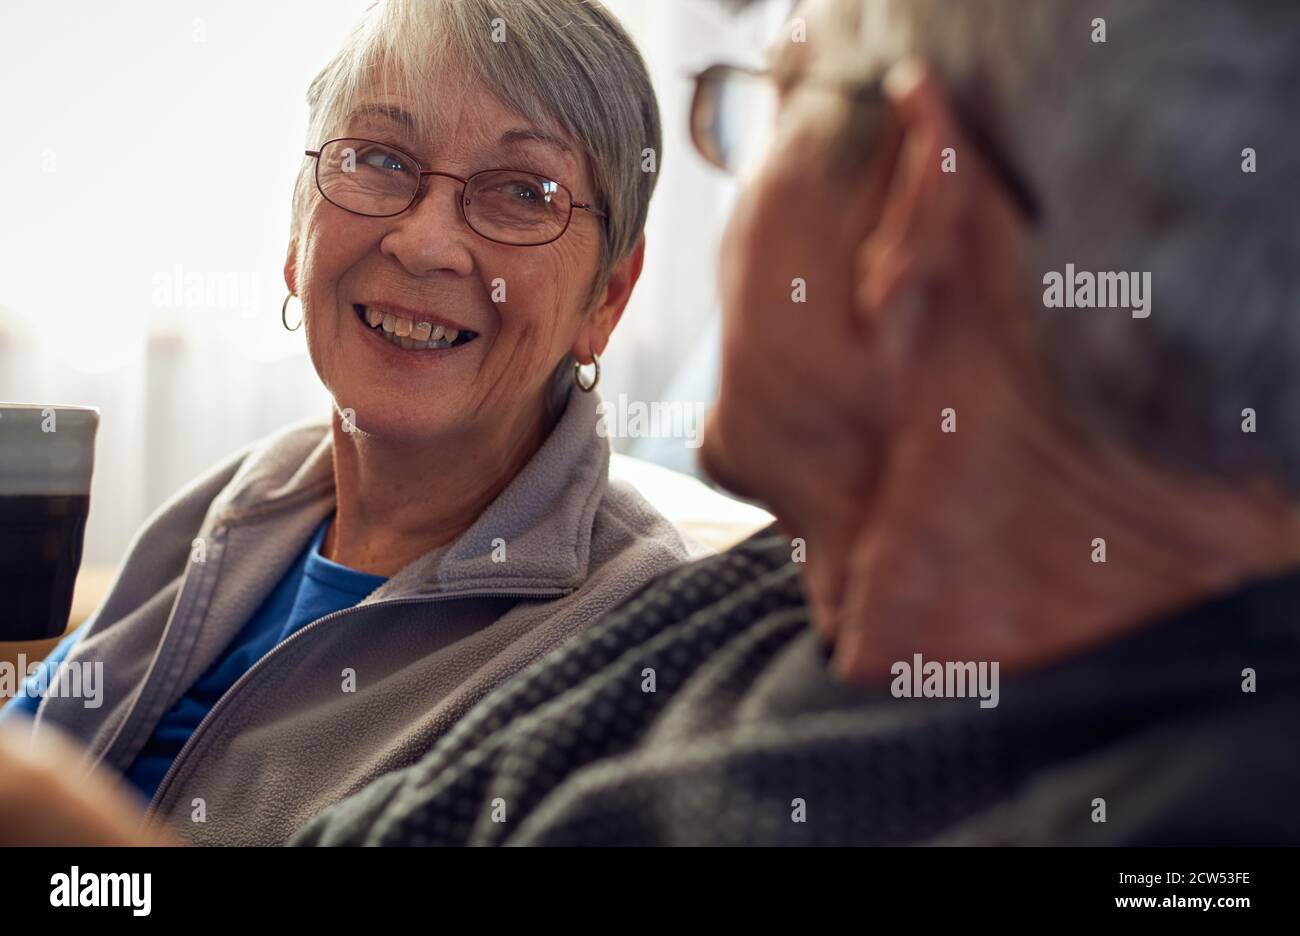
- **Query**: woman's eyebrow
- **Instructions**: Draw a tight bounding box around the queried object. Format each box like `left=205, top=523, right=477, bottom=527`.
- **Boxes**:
left=345, top=102, right=418, bottom=131
left=338, top=109, right=576, bottom=173
left=343, top=109, right=570, bottom=154
left=498, top=127, right=573, bottom=156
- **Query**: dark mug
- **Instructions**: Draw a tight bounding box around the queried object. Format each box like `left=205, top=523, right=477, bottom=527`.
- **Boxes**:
left=0, top=403, right=98, bottom=642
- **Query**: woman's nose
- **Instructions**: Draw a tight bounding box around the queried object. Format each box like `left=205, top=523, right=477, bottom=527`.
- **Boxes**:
left=380, top=175, right=477, bottom=277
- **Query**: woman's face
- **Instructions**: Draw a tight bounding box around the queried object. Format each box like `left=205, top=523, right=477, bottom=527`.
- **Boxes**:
left=288, top=72, right=609, bottom=446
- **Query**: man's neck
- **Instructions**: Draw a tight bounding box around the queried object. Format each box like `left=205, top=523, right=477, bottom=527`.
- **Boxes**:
left=795, top=343, right=1300, bottom=683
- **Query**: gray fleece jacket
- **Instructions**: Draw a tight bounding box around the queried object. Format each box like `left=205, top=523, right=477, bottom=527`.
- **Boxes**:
left=30, top=386, right=690, bottom=845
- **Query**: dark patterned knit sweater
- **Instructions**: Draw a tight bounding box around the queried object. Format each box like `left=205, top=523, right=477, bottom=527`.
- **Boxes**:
left=289, top=525, right=1300, bottom=846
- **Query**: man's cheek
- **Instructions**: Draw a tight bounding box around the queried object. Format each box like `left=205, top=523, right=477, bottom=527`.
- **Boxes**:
left=719, top=181, right=768, bottom=292
left=698, top=404, right=757, bottom=502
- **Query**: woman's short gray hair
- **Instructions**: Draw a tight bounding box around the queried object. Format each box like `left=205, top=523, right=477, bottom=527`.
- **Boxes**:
left=807, top=0, right=1300, bottom=493
left=290, top=0, right=661, bottom=297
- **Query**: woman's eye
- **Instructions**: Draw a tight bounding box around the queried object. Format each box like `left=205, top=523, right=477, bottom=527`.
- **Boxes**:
left=360, top=148, right=407, bottom=172
left=507, top=182, right=542, bottom=202
left=470, top=173, right=560, bottom=217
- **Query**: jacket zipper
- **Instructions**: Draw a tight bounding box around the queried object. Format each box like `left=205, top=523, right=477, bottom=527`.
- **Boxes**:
left=142, top=586, right=569, bottom=818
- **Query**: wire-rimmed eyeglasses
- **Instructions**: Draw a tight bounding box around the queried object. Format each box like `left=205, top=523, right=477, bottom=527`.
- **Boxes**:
left=305, top=137, right=607, bottom=247
left=688, top=63, right=1040, bottom=223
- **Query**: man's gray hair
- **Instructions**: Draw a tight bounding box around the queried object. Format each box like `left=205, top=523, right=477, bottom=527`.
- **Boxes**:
left=810, top=0, right=1300, bottom=492
left=290, top=0, right=661, bottom=297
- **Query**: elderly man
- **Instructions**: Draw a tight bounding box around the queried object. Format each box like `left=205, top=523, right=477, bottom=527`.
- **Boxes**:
left=4, top=0, right=1299, bottom=846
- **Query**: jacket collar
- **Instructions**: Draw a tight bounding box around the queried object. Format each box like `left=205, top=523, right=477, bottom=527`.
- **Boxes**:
left=207, top=385, right=609, bottom=597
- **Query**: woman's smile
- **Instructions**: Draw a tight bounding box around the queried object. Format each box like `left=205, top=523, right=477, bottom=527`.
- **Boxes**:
left=350, top=301, right=482, bottom=359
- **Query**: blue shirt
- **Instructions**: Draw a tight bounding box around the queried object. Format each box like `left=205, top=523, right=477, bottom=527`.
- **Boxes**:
left=0, top=513, right=386, bottom=802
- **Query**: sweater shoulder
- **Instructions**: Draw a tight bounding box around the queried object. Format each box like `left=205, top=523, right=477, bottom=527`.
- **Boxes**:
left=938, top=691, right=1300, bottom=846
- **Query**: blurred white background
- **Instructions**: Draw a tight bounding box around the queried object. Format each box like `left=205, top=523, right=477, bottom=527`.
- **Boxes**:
left=0, top=0, right=788, bottom=565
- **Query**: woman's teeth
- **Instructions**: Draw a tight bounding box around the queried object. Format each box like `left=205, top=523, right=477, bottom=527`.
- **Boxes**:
left=356, top=304, right=476, bottom=351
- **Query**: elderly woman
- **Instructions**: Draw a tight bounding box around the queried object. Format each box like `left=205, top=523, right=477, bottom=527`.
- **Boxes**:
left=5, top=0, right=1300, bottom=849
left=0, top=0, right=687, bottom=845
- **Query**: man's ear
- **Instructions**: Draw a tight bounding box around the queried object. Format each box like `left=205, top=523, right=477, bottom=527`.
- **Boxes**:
left=854, top=59, right=974, bottom=324
left=572, top=235, right=645, bottom=363
left=283, top=239, right=299, bottom=296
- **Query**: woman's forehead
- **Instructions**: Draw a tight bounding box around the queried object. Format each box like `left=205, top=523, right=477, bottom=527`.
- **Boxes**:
left=342, top=87, right=583, bottom=178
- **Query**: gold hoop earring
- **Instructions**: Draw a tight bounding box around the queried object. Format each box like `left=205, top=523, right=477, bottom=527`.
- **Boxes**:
left=574, top=352, right=600, bottom=392
left=281, top=292, right=303, bottom=332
